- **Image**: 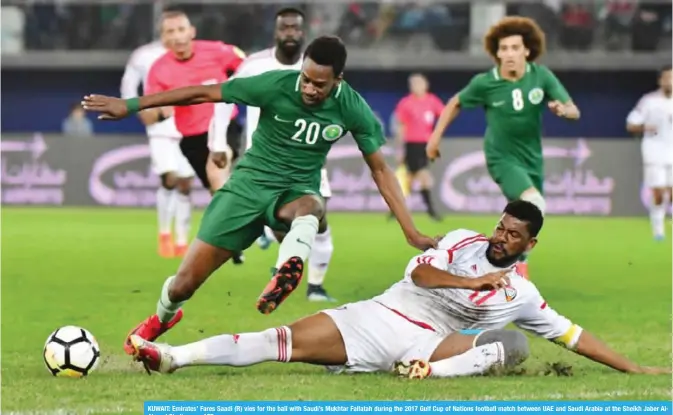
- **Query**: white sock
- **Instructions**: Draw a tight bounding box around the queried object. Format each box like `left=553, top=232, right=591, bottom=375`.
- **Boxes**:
left=308, top=226, right=333, bottom=286
left=157, top=187, right=177, bottom=235
left=275, top=215, right=319, bottom=268
left=175, top=193, right=192, bottom=246
left=429, top=342, right=505, bottom=378
left=156, top=276, right=186, bottom=323
left=264, top=226, right=278, bottom=242
left=650, top=202, right=666, bottom=237
left=171, top=326, right=292, bottom=368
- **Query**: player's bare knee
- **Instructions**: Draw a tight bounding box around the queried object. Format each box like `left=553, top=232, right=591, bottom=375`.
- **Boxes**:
left=417, top=170, right=433, bottom=188
left=475, top=329, right=529, bottom=367
left=161, top=173, right=178, bottom=190
left=277, top=195, right=325, bottom=223
left=652, top=188, right=665, bottom=205
left=296, top=196, right=325, bottom=220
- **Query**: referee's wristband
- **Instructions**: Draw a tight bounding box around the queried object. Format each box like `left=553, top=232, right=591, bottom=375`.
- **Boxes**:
left=125, top=98, right=141, bottom=114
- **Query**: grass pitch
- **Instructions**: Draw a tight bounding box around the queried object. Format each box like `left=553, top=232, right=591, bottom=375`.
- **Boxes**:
left=2, top=208, right=671, bottom=414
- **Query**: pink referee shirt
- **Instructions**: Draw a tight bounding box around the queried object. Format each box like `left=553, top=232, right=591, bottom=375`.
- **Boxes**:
left=394, top=93, right=444, bottom=143
left=146, top=40, right=245, bottom=137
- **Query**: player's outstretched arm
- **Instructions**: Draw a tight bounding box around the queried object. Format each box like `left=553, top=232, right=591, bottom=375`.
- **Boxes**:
left=364, top=151, right=437, bottom=251
left=82, top=85, right=222, bottom=120
left=515, top=298, right=670, bottom=375
left=570, top=329, right=666, bottom=374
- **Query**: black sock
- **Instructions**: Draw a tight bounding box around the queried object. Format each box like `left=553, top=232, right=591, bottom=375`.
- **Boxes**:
left=420, top=189, right=436, bottom=216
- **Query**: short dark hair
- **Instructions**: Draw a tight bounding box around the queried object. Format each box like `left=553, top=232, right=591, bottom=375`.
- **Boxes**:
left=503, top=200, right=544, bottom=237
left=661, top=65, right=672, bottom=75
left=276, top=6, right=305, bottom=19
left=160, top=8, right=188, bottom=20
left=304, top=36, right=347, bottom=76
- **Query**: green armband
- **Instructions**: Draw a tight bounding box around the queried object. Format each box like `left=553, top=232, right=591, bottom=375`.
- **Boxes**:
left=125, top=98, right=141, bottom=114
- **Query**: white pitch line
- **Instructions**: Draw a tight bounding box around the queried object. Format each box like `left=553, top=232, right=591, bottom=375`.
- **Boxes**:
left=7, top=389, right=672, bottom=415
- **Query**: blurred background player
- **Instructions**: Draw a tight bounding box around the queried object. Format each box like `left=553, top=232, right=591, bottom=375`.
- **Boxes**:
left=426, top=16, right=580, bottom=280
left=626, top=65, right=673, bottom=241
left=121, top=31, right=195, bottom=258
left=217, top=7, right=337, bottom=302
left=146, top=9, right=246, bottom=262
left=392, top=73, right=444, bottom=222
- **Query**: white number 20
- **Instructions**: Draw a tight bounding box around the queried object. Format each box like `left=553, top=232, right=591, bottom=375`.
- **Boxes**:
left=290, top=118, right=320, bottom=145
left=512, top=88, right=524, bottom=111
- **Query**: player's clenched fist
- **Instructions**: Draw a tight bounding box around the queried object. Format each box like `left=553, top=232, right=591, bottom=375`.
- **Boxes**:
left=81, top=95, right=129, bottom=120
left=469, top=270, right=511, bottom=291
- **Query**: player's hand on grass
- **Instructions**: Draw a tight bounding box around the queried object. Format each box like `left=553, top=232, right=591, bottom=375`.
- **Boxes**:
left=81, top=95, right=129, bottom=120
left=407, top=231, right=438, bottom=251
left=210, top=152, right=228, bottom=169
left=469, top=270, right=511, bottom=291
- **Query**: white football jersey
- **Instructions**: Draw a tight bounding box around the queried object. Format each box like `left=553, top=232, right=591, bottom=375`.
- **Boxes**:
left=372, top=229, right=575, bottom=342
left=232, top=47, right=303, bottom=149
left=626, top=90, right=673, bottom=165
left=121, top=41, right=181, bottom=139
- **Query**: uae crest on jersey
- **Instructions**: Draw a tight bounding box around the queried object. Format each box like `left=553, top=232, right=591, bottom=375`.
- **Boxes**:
left=504, top=285, right=517, bottom=302
left=528, top=88, right=544, bottom=105
left=322, top=124, right=344, bottom=142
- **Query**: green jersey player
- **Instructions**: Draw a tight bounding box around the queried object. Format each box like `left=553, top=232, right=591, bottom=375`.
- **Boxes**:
left=82, top=36, right=438, bottom=360
left=426, top=16, right=580, bottom=279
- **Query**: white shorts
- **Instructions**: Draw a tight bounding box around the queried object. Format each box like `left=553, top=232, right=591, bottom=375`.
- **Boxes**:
left=644, top=164, right=673, bottom=188
left=320, top=168, right=332, bottom=198
left=149, top=136, right=195, bottom=178
left=322, top=299, right=444, bottom=373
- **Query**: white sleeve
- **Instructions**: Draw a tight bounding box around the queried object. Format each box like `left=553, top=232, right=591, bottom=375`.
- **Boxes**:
left=626, top=96, right=647, bottom=126
left=208, top=102, right=234, bottom=153
left=208, top=57, right=250, bottom=152
left=403, top=248, right=451, bottom=281
left=514, top=286, right=582, bottom=349
left=120, top=57, right=143, bottom=99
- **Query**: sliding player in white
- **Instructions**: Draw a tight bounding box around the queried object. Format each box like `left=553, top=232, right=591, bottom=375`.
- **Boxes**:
left=627, top=65, right=673, bottom=241
left=129, top=201, right=669, bottom=378
left=121, top=39, right=195, bottom=258
left=214, top=7, right=336, bottom=302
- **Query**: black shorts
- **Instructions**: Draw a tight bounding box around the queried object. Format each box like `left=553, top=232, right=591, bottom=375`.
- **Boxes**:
left=404, top=142, right=429, bottom=173
left=180, top=133, right=211, bottom=190
left=180, top=120, right=244, bottom=190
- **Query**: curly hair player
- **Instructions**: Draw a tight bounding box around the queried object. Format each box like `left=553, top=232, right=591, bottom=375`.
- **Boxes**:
left=427, top=16, right=581, bottom=280
left=81, top=36, right=438, bottom=355
left=128, top=201, right=669, bottom=378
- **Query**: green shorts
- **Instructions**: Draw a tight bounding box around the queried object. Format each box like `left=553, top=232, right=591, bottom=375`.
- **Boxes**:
left=197, top=173, right=322, bottom=252
left=487, top=160, right=543, bottom=201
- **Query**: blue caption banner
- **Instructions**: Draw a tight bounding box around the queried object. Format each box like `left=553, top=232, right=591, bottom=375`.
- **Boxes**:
left=145, top=401, right=672, bottom=415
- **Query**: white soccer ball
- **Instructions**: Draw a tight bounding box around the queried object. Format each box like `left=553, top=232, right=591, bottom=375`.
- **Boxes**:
left=43, top=326, right=101, bottom=378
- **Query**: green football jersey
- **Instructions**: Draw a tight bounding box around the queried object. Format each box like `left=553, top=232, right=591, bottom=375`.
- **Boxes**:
left=219, top=69, right=385, bottom=188
left=458, top=63, right=571, bottom=167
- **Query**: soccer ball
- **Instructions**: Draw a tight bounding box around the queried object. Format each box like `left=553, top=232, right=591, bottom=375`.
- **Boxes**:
left=43, top=326, right=101, bottom=378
